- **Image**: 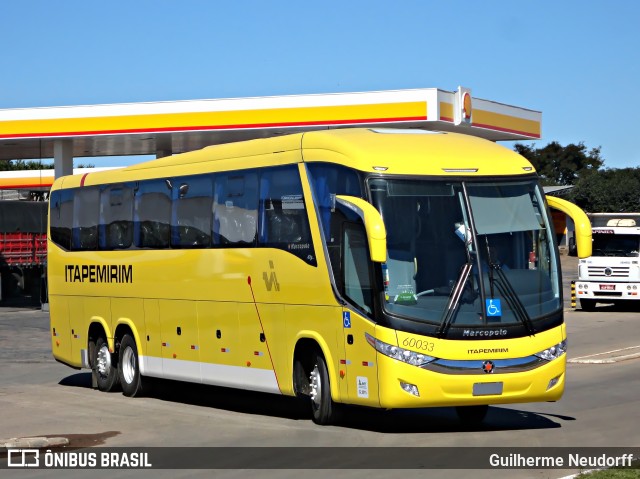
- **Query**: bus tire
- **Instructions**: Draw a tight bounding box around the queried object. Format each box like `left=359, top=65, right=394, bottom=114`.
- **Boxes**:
left=580, top=299, right=596, bottom=311
left=309, top=351, right=335, bottom=425
left=118, top=334, right=144, bottom=397
left=93, top=336, right=119, bottom=392
left=456, top=405, right=489, bottom=425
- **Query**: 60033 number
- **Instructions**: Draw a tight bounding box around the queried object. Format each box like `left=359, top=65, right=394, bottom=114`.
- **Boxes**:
left=402, top=337, right=435, bottom=352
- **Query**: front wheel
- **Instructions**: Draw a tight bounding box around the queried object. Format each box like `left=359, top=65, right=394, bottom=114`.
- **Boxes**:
left=118, top=334, right=144, bottom=397
left=309, top=351, right=335, bottom=425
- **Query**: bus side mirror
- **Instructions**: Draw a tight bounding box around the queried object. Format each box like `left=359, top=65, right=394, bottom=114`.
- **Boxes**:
left=546, top=196, right=592, bottom=258
left=335, top=195, right=387, bottom=262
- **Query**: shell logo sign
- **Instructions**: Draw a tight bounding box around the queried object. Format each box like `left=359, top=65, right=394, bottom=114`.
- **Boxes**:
left=462, top=91, right=472, bottom=121
left=454, top=86, right=473, bottom=126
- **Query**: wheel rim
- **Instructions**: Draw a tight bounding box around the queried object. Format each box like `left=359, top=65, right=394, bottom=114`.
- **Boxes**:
left=309, top=364, right=322, bottom=408
left=96, top=344, right=111, bottom=377
left=121, top=346, right=136, bottom=385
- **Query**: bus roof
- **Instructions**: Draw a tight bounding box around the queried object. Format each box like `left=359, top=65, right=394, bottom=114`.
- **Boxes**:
left=52, top=128, right=535, bottom=189
left=300, top=128, right=532, bottom=176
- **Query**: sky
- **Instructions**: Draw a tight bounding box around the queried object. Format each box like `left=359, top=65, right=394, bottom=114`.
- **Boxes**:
left=1, top=0, right=639, bottom=169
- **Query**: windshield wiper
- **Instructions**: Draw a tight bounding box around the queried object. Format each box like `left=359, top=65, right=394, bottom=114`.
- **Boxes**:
left=436, top=262, right=473, bottom=338
left=489, top=264, right=536, bottom=336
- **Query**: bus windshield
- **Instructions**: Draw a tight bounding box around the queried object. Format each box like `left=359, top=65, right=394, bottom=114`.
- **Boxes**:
left=369, top=177, right=561, bottom=330
left=592, top=234, right=640, bottom=257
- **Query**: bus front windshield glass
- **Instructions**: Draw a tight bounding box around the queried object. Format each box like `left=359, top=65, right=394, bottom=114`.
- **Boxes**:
left=369, top=178, right=561, bottom=329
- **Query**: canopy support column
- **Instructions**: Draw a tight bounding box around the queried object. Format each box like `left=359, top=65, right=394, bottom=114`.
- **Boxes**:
left=54, top=139, right=74, bottom=178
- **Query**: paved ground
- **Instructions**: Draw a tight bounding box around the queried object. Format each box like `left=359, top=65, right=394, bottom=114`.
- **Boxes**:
left=0, top=253, right=638, bottom=479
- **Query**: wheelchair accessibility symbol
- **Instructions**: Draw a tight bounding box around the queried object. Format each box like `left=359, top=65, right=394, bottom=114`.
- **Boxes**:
left=343, top=311, right=351, bottom=328
left=486, top=299, right=502, bottom=317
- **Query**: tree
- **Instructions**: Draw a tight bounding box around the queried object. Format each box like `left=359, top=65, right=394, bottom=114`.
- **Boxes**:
left=0, top=160, right=94, bottom=170
left=0, top=159, right=53, bottom=171
left=514, top=141, right=604, bottom=186
left=568, top=168, right=640, bottom=213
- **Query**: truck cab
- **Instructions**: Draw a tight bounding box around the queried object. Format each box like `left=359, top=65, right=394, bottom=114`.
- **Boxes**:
left=575, top=219, right=640, bottom=310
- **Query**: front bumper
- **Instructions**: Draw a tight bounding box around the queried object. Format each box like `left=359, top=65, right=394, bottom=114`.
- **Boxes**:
left=376, top=352, right=566, bottom=408
left=575, top=281, right=640, bottom=301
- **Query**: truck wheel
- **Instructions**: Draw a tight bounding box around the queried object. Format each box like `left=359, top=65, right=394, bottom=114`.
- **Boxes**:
left=580, top=299, right=596, bottom=311
left=93, top=336, right=119, bottom=392
left=118, top=334, right=144, bottom=397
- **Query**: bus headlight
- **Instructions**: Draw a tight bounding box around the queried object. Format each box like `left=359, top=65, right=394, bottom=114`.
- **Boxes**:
left=534, top=340, right=567, bottom=361
left=365, top=333, right=435, bottom=367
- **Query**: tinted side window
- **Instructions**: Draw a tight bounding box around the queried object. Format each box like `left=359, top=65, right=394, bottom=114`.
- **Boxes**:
left=50, top=189, right=73, bottom=250
left=259, top=166, right=316, bottom=266
left=72, top=187, right=99, bottom=250
left=134, top=179, right=172, bottom=248
left=213, top=171, right=258, bottom=247
left=100, top=184, right=133, bottom=250
left=171, top=175, right=213, bottom=248
left=306, top=163, right=362, bottom=243
left=307, top=163, right=363, bottom=279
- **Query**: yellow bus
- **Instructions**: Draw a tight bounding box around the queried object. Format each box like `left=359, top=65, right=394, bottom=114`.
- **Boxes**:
left=48, top=128, right=591, bottom=425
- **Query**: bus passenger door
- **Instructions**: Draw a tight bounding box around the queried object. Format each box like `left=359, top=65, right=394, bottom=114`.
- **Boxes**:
left=341, top=222, right=380, bottom=407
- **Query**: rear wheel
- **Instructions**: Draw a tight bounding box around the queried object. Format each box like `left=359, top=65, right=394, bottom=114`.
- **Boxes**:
left=580, top=299, right=596, bottom=311
left=93, top=336, right=119, bottom=392
left=118, top=334, right=144, bottom=397
left=456, top=405, right=489, bottom=426
left=309, top=351, right=335, bottom=425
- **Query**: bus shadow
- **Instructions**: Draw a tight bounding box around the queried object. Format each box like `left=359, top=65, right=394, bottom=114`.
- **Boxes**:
left=59, top=372, right=93, bottom=388
left=144, top=378, right=310, bottom=420
left=336, top=404, right=567, bottom=433
left=59, top=373, right=568, bottom=432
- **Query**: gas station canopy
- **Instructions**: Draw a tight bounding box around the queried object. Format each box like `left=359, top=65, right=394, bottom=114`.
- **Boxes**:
left=0, top=87, right=541, bottom=178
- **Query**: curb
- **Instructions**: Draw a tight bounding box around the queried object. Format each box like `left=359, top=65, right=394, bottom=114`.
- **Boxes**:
left=568, top=345, right=640, bottom=364
left=0, top=436, right=69, bottom=449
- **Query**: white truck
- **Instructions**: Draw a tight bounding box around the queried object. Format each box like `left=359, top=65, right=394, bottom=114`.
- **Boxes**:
left=575, top=219, right=640, bottom=310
